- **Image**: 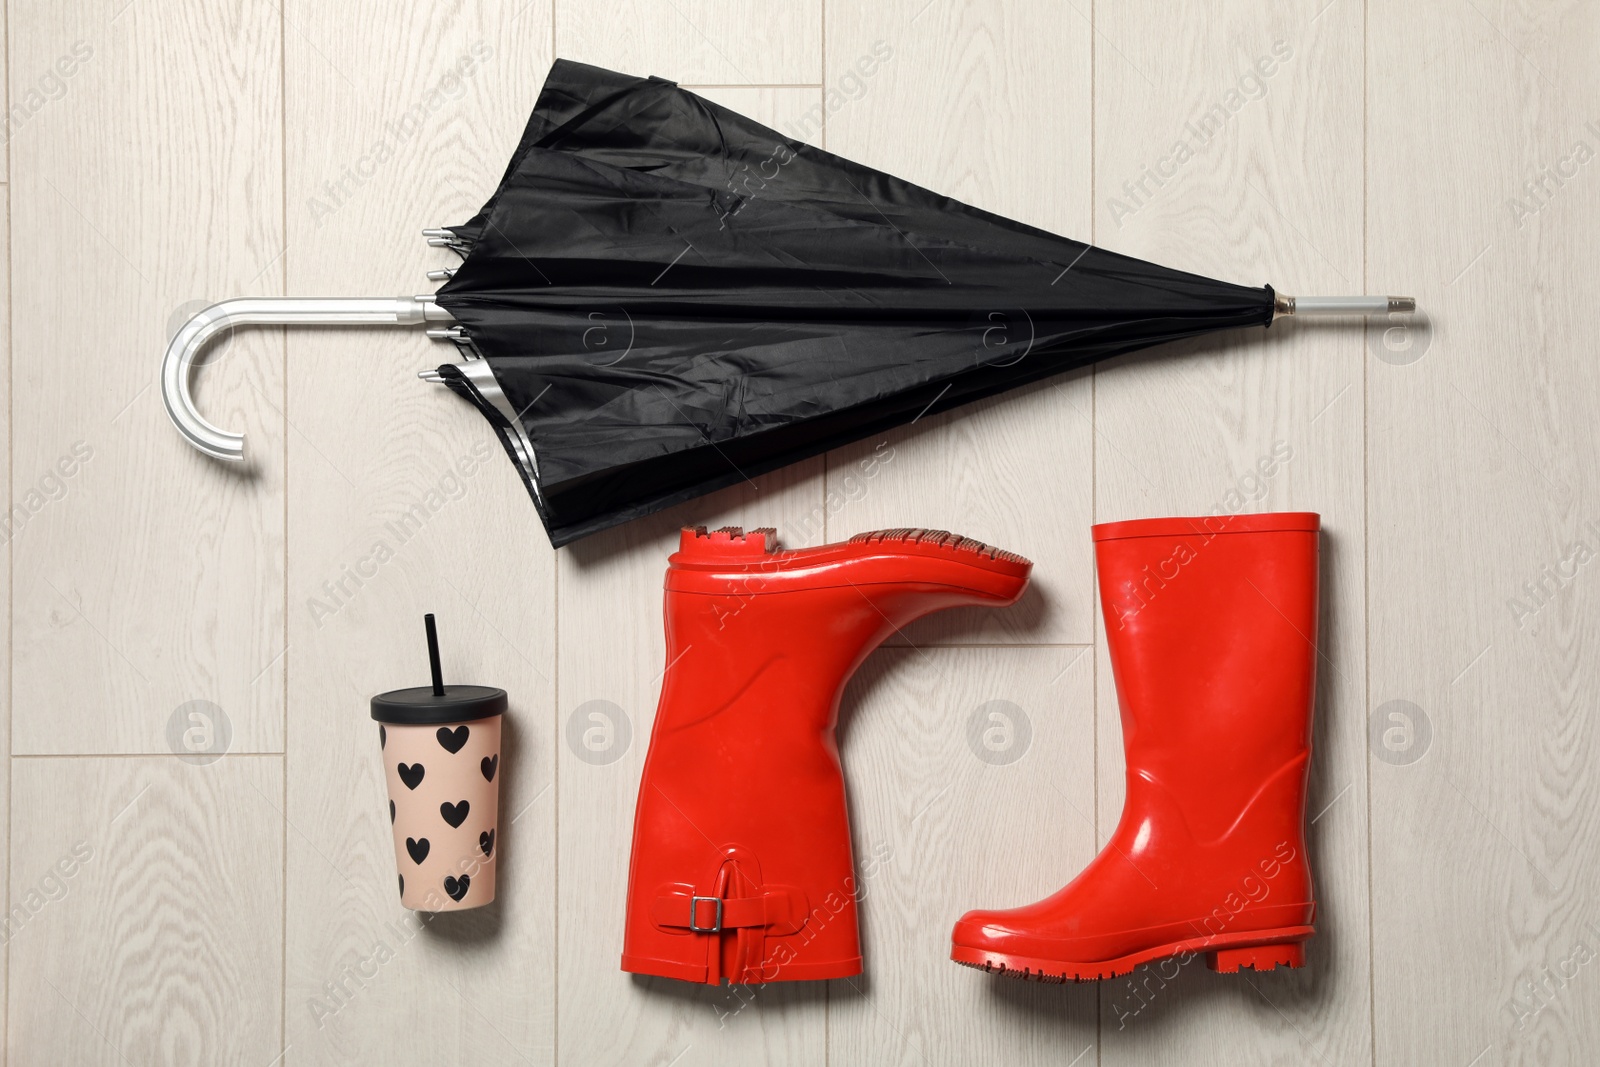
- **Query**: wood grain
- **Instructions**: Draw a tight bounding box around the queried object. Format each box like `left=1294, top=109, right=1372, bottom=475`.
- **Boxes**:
left=558, top=0, right=822, bottom=86
left=9, top=0, right=286, bottom=755
left=828, top=646, right=1099, bottom=1066
left=0, top=199, right=11, bottom=1061
left=1091, top=2, right=1370, bottom=1063
left=1368, top=2, right=1600, bottom=1064
left=0, top=0, right=8, bottom=178
left=1, top=5, right=8, bottom=178
left=6, top=755, right=284, bottom=1064
left=279, top=3, right=558, bottom=1064
left=823, top=0, right=1096, bottom=647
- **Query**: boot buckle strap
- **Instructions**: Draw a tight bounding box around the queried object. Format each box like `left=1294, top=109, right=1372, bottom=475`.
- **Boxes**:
left=688, top=896, right=723, bottom=932
left=652, top=884, right=808, bottom=935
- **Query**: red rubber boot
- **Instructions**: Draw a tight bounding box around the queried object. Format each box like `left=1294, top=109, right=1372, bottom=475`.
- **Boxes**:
left=950, top=512, right=1320, bottom=981
left=623, top=526, right=1031, bottom=984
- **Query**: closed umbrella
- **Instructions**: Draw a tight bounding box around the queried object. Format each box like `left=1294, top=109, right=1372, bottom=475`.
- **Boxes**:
left=162, top=60, right=1411, bottom=547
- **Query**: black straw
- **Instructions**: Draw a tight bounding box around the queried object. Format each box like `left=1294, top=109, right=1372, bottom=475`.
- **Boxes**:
left=424, top=614, right=445, bottom=696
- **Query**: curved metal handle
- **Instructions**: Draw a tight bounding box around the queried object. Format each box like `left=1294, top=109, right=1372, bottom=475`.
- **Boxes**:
left=161, top=296, right=455, bottom=460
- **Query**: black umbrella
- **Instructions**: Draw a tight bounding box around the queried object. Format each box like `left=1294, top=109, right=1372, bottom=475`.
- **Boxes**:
left=162, top=60, right=1412, bottom=547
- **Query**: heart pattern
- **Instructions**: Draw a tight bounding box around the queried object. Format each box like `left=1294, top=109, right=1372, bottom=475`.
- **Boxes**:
left=386, top=724, right=499, bottom=908
left=437, top=725, right=470, bottom=753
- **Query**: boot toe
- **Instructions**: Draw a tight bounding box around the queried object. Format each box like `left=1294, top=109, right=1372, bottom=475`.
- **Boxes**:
left=951, top=907, right=1031, bottom=953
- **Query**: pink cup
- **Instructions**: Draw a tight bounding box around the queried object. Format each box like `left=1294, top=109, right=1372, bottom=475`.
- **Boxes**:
left=373, top=615, right=505, bottom=911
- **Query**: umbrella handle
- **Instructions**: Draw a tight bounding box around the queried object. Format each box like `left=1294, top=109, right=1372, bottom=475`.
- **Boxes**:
left=161, top=295, right=455, bottom=461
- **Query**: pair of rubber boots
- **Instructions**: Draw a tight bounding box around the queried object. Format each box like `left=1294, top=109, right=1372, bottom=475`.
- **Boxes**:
left=622, top=514, right=1319, bottom=984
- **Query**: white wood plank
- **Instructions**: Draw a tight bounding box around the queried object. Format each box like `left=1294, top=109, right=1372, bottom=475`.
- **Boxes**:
left=280, top=3, right=558, bottom=1064
left=1368, top=2, right=1600, bottom=1063
left=0, top=0, right=8, bottom=177
left=6, top=755, right=284, bottom=1064
left=9, top=0, right=285, bottom=754
left=0, top=198, right=11, bottom=1056
left=1091, top=3, right=1370, bottom=1064
left=827, top=646, right=1098, bottom=1066
left=552, top=90, right=829, bottom=1066
left=558, top=0, right=822, bottom=86
left=823, top=0, right=1096, bottom=646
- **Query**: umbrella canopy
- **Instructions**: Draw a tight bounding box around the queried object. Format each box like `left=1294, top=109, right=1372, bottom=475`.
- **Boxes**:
left=431, top=61, right=1274, bottom=546
left=160, top=60, right=1411, bottom=547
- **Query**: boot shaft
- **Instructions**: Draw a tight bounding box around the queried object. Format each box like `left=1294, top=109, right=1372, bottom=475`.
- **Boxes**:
left=1094, top=513, right=1319, bottom=841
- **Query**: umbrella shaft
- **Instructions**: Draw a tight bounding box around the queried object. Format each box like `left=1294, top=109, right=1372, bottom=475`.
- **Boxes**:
left=1274, top=294, right=1415, bottom=319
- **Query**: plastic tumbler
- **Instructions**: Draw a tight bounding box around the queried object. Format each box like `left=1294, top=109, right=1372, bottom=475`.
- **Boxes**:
left=373, top=614, right=505, bottom=911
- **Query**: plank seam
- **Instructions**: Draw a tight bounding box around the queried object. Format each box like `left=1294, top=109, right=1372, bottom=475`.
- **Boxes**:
left=278, top=0, right=290, bottom=1059
left=4, top=0, right=12, bottom=1056
left=1089, top=0, right=1102, bottom=1053
left=1361, top=0, right=1378, bottom=1063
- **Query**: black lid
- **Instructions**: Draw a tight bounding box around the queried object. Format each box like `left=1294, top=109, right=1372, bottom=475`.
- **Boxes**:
left=371, top=683, right=506, bottom=725
left=370, top=613, right=506, bottom=724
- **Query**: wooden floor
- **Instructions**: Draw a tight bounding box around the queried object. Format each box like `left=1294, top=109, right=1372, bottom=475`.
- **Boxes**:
left=5, top=0, right=1598, bottom=1063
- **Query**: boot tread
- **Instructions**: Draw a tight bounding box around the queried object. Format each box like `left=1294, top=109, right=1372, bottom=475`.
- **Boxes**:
left=849, top=527, right=1031, bottom=566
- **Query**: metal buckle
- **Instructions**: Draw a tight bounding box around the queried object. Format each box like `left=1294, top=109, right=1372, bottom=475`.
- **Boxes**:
left=688, top=895, right=723, bottom=933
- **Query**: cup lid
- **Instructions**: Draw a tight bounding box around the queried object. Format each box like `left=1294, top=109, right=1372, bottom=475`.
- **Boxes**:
left=371, top=684, right=506, bottom=725
left=372, top=614, right=506, bottom=724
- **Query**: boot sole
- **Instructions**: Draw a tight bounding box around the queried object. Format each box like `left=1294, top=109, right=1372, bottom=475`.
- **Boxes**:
left=950, top=926, right=1313, bottom=982
left=669, top=525, right=1032, bottom=597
